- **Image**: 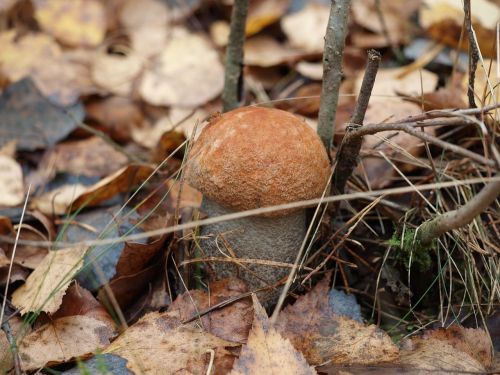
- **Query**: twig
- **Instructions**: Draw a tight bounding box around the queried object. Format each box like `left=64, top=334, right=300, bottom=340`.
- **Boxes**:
left=1, top=311, right=21, bottom=375
left=417, top=175, right=500, bottom=245
left=222, top=0, right=249, bottom=112
left=1, top=177, right=499, bottom=249
left=345, top=121, right=497, bottom=168
left=464, top=0, right=479, bottom=108
left=333, top=50, right=381, bottom=193
left=317, top=0, right=351, bottom=150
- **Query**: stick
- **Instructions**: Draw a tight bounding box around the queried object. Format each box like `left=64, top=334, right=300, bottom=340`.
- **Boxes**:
left=317, top=0, right=351, bottom=151
left=464, top=0, right=479, bottom=108
left=333, top=50, right=381, bottom=193
left=417, top=175, right=500, bottom=245
left=222, top=0, right=249, bottom=112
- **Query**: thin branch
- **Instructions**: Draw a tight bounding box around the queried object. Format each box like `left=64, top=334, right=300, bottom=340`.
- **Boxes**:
left=1, top=313, right=21, bottom=375
left=345, top=120, right=497, bottom=168
left=417, top=175, right=500, bottom=245
left=222, top=0, right=249, bottom=112
left=333, top=50, right=381, bottom=193
left=464, top=0, right=479, bottom=108
left=317, top=0, right=351, bottom=150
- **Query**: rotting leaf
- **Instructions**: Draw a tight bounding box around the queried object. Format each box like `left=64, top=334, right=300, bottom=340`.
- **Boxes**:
left=11, top=246, right=87, bottom=315
left=139, top=28, right=224, bottom=108
left=169, top=278, right=253, bottom=344
left=0, top=154, right=24, bottom=207
left=276, top=275, right=399, bottom=365
left=0, top=78, right=83, bottom=151
left=104, top=310, right=239, bottom=375
left=18, top=315, right=113, bottom=371
left=244, top=36, right=303, bottom=68
left=41, top=136, right=129, bottom=178
left=281, top=3, right=330, bottom=53
left=33, top=0, right=106, bottom=48
left=246, top=0, right=290, bottom=36
left=229, top=294, right=317, bottom=375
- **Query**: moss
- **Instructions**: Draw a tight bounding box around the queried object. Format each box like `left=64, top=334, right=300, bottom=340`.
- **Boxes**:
left=388, top=228, right=435, bottom=271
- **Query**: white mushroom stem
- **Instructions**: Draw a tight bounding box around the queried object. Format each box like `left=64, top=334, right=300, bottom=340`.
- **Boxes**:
left=199, top=197, right=306, bottom=306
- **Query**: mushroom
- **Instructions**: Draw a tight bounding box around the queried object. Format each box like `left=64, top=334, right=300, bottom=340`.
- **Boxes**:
left=185, top=106, right=330, bottom=305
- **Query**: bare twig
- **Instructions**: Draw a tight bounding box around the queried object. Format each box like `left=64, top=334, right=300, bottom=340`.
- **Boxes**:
left=333, top=50, right=381, bottom=193
left=1, top=177, right=499, bottom=249
left=464, top=0, right=479, bottom=108
left=417, top=175, right=500, bottom=245
left=345, top=121, right=497, bottom=168
left=317, top=0, right=351, bottom=150
left=222, top=0, right=249, bottom=112
left=1, top=310, right=21, bottom=375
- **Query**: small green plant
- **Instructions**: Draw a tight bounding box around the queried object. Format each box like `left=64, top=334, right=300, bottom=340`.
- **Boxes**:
left=388, top=227, right=435, bottom=271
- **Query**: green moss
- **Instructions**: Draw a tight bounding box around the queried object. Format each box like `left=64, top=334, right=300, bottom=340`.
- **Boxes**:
left=388, top=228, right=435, bottom=271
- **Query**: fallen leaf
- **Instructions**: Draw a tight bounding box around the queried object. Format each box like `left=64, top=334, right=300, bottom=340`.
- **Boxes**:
left=471, top=59, right=499, bottom=107
left=281, top=3, right=330, bottom=53
left=33, top=0, right=106, bottom=48
left=351, top=0, right=420, bottom=46
left=169, top=278, right=253, bottom=344
left=11, top=223, right=50, bottom=269
left=229, top=294, right=317, bottom=375
left=120, top=0, right=170, bottom=58
left=0, top=155, right=24, bottom=207
left=0, top=32, right=82, bottom=105
left=91, top=49, right=143, bottom=97
left=50, top=283, right=116, bottom=330
left=399, top=330, right=487, bottom=373
left=104, top=310, right=239, bottom=374
left=246, top=0, right=290, bottom=36
left=85, top=96, right=146, bottom=143
left=420, top=0, right=498, bottom=58
left=210, top=20, right=230, bottom=47
left=139, top=29, right=224, bottom=108
left=0, top=316, right=29, bottom=372
left=42, top=137, right=129, bottom=178
left=11, top=246, right=87, bottom=314
left=31, top=183, right=89, bottom=216
left=18, top=315, right=113, bottom=371
left=0, top=263, right=29, bottom=286
left=0, top=78, right=83, bottom=151
left=276, top=275, right=399, bottom=365
left=244, top=36, right=302, bottom=67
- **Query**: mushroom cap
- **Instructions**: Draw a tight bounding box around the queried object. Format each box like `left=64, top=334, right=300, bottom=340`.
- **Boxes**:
left=185, top=107, right=330, bottom=217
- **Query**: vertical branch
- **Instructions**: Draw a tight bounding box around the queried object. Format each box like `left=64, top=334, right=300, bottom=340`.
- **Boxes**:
left=222, top=0, right=249, bottom=113
left=464, top=0, right=478, bottom=108
left=317, top=0, right=351, bottom=151
left=332, top=50, right=381, bottom=194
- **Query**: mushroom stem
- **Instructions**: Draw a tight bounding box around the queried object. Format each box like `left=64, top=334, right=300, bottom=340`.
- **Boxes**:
left=198, top=197, right=306, bottom=306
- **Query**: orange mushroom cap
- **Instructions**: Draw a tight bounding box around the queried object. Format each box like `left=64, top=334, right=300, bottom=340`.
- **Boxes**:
left=185, top=107, right=330, bottom=217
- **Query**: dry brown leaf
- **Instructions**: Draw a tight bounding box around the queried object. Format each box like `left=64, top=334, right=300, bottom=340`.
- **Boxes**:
left=244, top=36, right=302, bottom=67
left=120, top=0, right=170, bottom=58
left=11, top=246, right=87, bottom=314
left=91, top=50, right=143, bottom=96
left=211, top=20, right=230, bottom=47
left=246, top=0, right=290, bottom=36
left=139, top=29, right=224, bottom=108
left=420, top=0, right=498, bottom=58
left=0, top=154, right=24, bottom=207
left=230, top=294, right=316, bottom=375
left=11, top=224, right=49, bottom=269
left=470, top=59, right=499, bottom=107
left=0, top=31, right=80, bottom=105
left=169, top=278, right=253, bottom=344
left=33, top=0, right=106, bottom=48
left=281, top=3, right=330, bottom=53
left=351, top=0, right=420, bottom=46
left=104, top=310, right=239, bottom=374
left=132, top=107, right=208, bottom=149
left=399, top=335, right=486, bottom=374
left=51, top=283, right=116, bottom=330
left=276, top=275, right=399, bottom=365
left=18, top=315, right=113, bottom=371
left=32, top=165, right=154, bottom=216
left=43, top=137, right=128, bottom=178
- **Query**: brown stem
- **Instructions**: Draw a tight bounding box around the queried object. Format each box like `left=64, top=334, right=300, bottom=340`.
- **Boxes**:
left=417, top=175, right=500, bottom=245
left=317, top=0, right=351, bottom=151
left=464, top=0, right=479, bottom=108
left=333, top=50, right=381, bottom=193
left=222, top=0, right=249, bottom=112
